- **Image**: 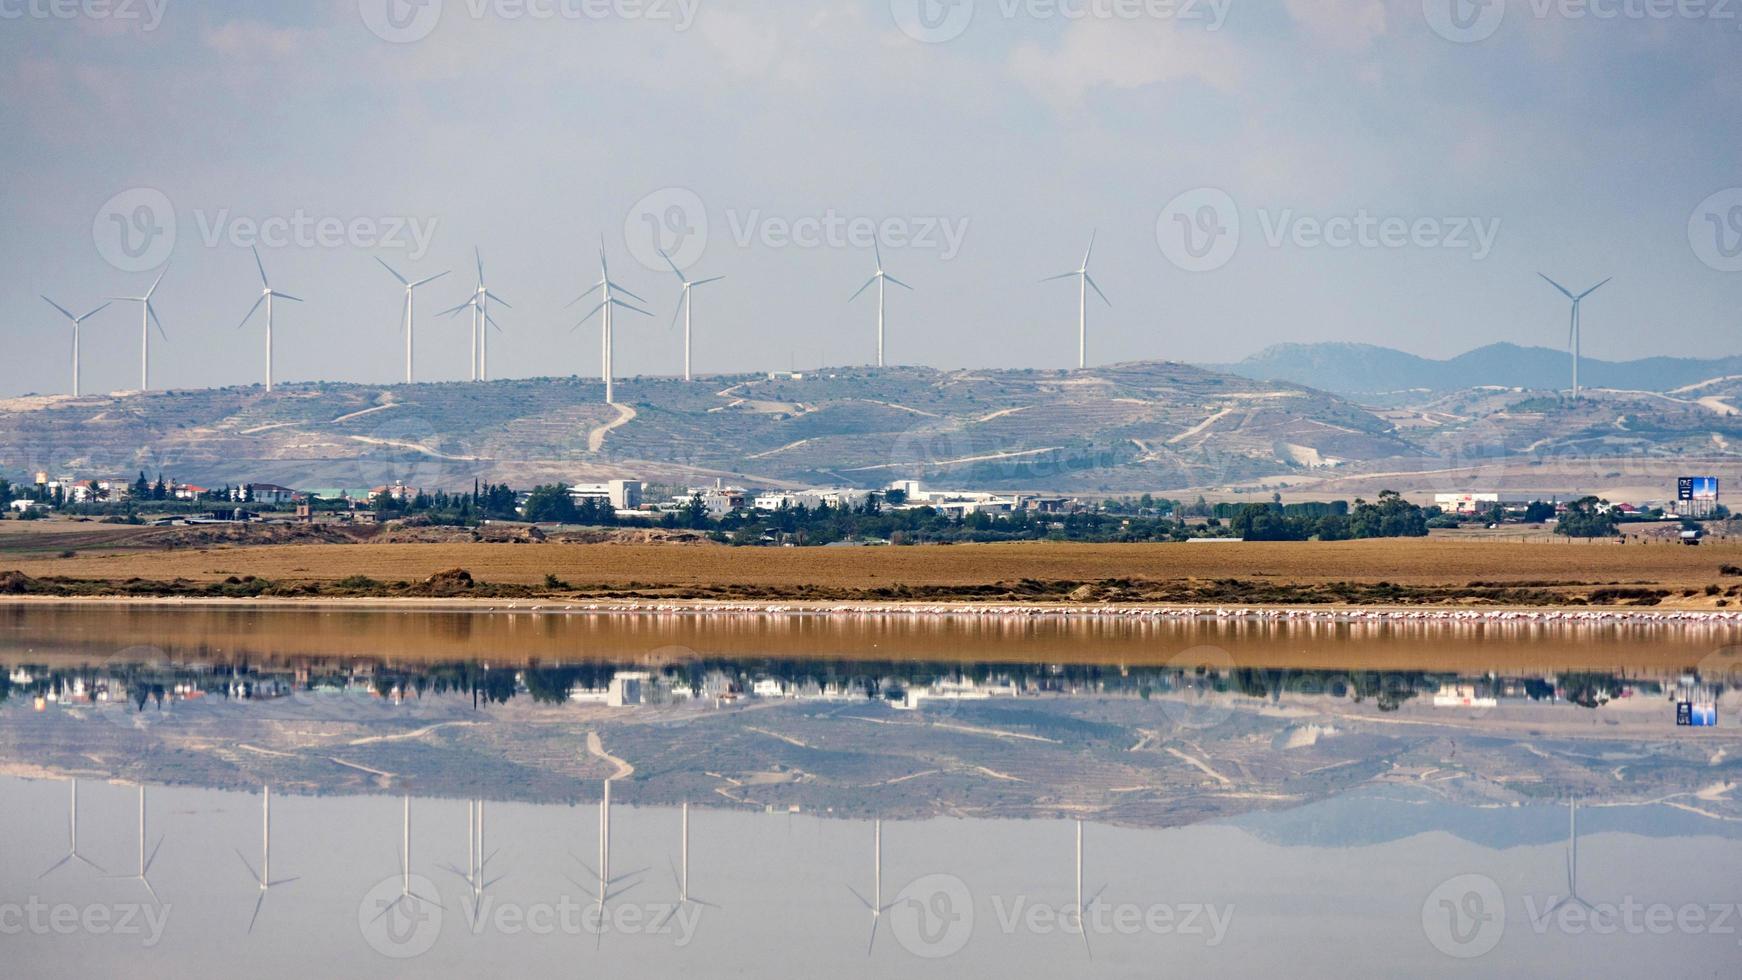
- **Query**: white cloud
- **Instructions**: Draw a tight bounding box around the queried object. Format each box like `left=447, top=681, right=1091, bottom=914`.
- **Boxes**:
left=1007, top=18, right=1243, bottom=109
left=1282, top=0, right=1388, bottom=53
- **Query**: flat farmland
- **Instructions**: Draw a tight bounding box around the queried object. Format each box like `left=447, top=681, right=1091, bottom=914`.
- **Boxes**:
left=4, top=537, right=1741, bottom=601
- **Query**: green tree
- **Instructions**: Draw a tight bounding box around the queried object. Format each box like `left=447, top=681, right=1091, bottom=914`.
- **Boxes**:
left=522, top=484, right=578, bottom=523
left=1556, top=497, right=1618, bottom=538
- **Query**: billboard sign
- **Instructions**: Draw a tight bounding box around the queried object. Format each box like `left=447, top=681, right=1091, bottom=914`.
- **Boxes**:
left=1679, top=477, right=1720, bottom=502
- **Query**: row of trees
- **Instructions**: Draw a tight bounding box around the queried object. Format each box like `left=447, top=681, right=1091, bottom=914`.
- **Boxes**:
left=1227, top=492, right=1431, bottom=542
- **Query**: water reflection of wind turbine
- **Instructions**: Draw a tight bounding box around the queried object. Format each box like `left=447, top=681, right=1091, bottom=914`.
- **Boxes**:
left=443, top=799, right=504, bottom=926
left=569, top=780, right=644, bottom=946
left=657, top=802, right=717, bottom=929
left=236, top=785, right=298, bottom=932
left=1074, top=819, right=1107, bottom=959
left=846, top=818, right=894, bottom=956
left=105, top=784, right=164, bottom=904
left=39, top=779, right=105, bottom=879
left=1545, top=799, right=1606, bottom=923
left=373, top=795, right=444, bottom=926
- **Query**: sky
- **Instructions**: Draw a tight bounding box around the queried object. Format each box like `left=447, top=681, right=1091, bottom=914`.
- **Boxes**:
left=2, top=0, right=1740, bottom=397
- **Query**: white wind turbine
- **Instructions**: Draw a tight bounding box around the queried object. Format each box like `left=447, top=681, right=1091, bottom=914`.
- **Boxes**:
left=846, top=818, right=894, bottom=956
left=105, top=783, right=165, bottom=905
left=39, top=779, right=105, bottom=879
left=371, top=795, right=443, bottom=928
left=569, top=780, right=645, bottom=948
left=236, top=785, right=298, bottom=932
left=110, top=266, right=169, bottom=392
left=569, top=245, right=651, bottom=405
left=1538, top=274, right=1611, bottom=398
left=1544, top=799, right=1606, bottom=923
left=377, top=258, right=449, bottom=384
left=1044, top=233, right=1110, bottom=370
left=237, top=246, right=303, bottom=392
left=1072, top=819, right=1107, bottom=958
left=660, top=250, right=724, bottom=382
left=438, top=249, right=512, bottom=382
left=40, top=296, right=109, bottom=397
left=849, top=243, right=911, bottom=369
left=443, top=799, right=505, bottom=927
left=656, top=801, right=718, bottom=929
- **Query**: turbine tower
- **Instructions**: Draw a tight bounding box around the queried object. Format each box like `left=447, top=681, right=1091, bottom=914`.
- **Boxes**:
left=569, top=245, right=651, bottom=405
left=657, top=801, right=718, bottom=928
left=371, top=795, right=443, bottom=929
left=444, top=799, right=505, bottom=927
left=1538, top=274, right=1611, bottom=398
left=237, top=246, right=303, bottom=392
left=377, top=258, right=449, bottom=384
left=1045, top=233, right=1110, bottom=370
left=660, top=250, right=724, bottom=382
left=40, top=296, right=109, bottom=397
left=236, top=785, right=298, bottom=932
left=110, top=266, right=169, bottom=392
left=849, top=243, right=911, bottom=369
left=439, top=249, right=512, bottom=382
left=105, top=783, right=165, bottom=905
left=38, top=779, right=105, bottom=879
left=569, top=780, right=646, bottom=947
left=1544, top=799, right=1605, bottom=923
left=847, top=818, right=894, bottom=956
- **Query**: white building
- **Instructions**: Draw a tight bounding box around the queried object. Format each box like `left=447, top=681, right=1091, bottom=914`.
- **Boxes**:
left=571, top=480, right=643, bottom=511
left=753, top=488, right=874, bottom=512
left=1433, top=493, right=1501, bottom=515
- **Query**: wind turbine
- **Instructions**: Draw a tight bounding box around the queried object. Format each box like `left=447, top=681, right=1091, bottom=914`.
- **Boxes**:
left=656, top=801, right=717, bottom=929
left=236, top=785, right=298, bottom=932
left=237, top=246, right=303, bottom=392
left=660, top=249, right=724, bottom=382
left=849, top=243, right=911, bottom=369
left=110, top=266, right=169, bottom=392
left=1538, top=274, right=1611, bottom=398
left=1543, top=799, right=1606, bottom=923
left=105, top=783, right=164, bottom=905
left=846, top=818, right=894, bottom=956
left=371, top=795, right=443, bottom=928
left=40, top=296, right=109, bottom=397
left=443, top=799, right=505, bottom=927
left=38, top=779, right=105, bottom=879
left=1073, top=819, right=1107, bottom=958
left=569, top=244, right=651, bottom=405
left=377, top=258, right=449, bottom=384
left=438, top=249, right=511, bottom=382
left=569, top=780, right=645, bottom=947
left=1044, top=233, right=1110, bottom=370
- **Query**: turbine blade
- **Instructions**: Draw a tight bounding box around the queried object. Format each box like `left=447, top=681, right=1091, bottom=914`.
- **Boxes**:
left=669, top=297, right=685, bottom=332
left=273, top=292, right=304, bottom=303
left=874, top=240, right=884, bottom=272
left=238, top=295, right=266, bottom=329
left=1085, top=273, right=1111, bottom=307
left=436, top=301, right=474, bottom=318
left=236, top=849, right=261, bottom=883
left=81, top=301, right=112, bottom=321
left=410, top=272, right=449, bottom=289
left=611, top=299, right=653, bottom=318
left=485, top=290, right=512, bottom=308
left=146, top=264, right=168, bottom=299
left=692, top=276, right=725, bottom=288
left=475, top=247, right=484, bottom=284
left=486, top=312, right=503, bottom=332
left=1083, top=231, right=1097, bottom=269
left=849, top=277, right=877, bottom=302
left=567, top=282, right=604, bottom=309
left=144, top=836, right=164, bottom=873
left=659, top=247, right=685, bottom=282
left=247, top=892, right=266, bottom=933
left=37, top=854, right=73, bottom=879
left=148, top=303, right=168, bottom=341
left=884, top=274, right=914, bottom=291
left=608, top=281, right=647, bottom=303
left=376, top=257, right=409, bottom=285
left=1578, top=277, right=1613, bottom=300
left=1041, top=271, right=1079, bottom=283
left=252, top=245, right=269, bottom=287
left=1538, top=273, right=1575, bottom=301
left=41, top=296, right=78, bottom=322
left=572, top=302, right=607, bottom=331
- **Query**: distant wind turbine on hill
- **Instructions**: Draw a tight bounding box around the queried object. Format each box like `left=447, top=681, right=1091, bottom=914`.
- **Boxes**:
left=237, top=246, right=303, bottom=392
left=1044, top=233, right=1109, bottom=370
left=377, top=258, right=448, bottom=384
left=439, top=249, right=511, bottom=383
left=1538, top=273, right=1611, bottom=398
left=850, top=243, right=911, bottom=369
left=660, top=249, right=724, bottom=382
left=110, top=266, right=169, bottom=392
left=569, top=244, right=651, bottom=404
left=40, top=295, right=109, bottom=397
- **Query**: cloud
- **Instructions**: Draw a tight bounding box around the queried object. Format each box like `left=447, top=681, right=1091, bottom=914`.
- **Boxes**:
left=1007, top=18, right=1243, bottom=109
left=202, top=21, right=308, bottom=60
left=1283, top=0, right=1388, bottom=53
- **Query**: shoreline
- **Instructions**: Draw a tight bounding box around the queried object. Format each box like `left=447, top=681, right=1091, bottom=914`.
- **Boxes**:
left=4, top=594, right=1742, bottom=628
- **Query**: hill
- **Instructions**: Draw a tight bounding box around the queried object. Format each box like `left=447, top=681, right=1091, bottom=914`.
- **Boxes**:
left=1208, top=342, right=1742, bottom=402
left=0, top=363, right=1414, bottom=493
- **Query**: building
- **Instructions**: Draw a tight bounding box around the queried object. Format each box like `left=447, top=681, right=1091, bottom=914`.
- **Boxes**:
left=369, top=482, right=420, bottom=504
left=570, top=480, right=642, bottom=511
left=1433, top=493, right=1501, bottom=515
left=242, top=483, right=300, bottom=505
left=753, top=487, right=875, bottom=512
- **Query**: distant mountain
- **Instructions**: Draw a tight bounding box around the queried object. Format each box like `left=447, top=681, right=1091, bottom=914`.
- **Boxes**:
left=1207, top=342, right=1742, bottom=401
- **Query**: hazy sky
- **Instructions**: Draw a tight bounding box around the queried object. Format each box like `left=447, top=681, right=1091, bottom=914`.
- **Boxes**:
left=3, top=0, right=1740, bottom=397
